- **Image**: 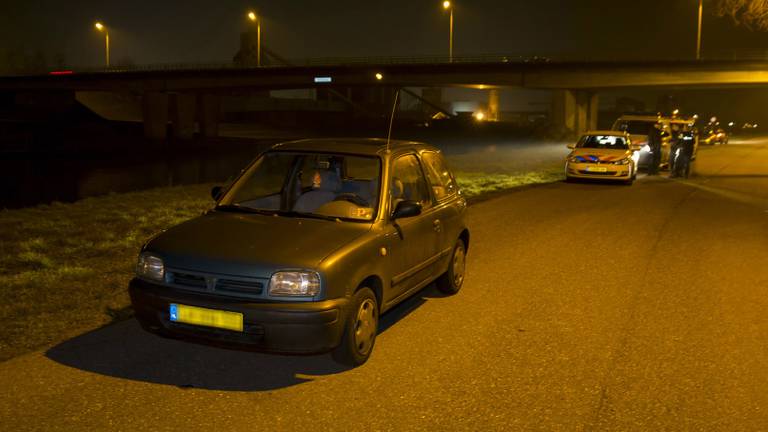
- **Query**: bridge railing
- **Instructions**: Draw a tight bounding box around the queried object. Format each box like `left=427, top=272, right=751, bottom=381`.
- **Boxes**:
left=0, top=54, right=555, bottom=76
left=4, top=51, right=768, bottom=77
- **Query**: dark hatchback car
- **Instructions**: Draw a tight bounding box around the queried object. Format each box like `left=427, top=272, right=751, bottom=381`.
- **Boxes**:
left=129, top=138, right=469, bottom=366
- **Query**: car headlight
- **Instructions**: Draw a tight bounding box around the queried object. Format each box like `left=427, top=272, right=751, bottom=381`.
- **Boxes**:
left=612, top=158, right=631, bottom=165
left=137, top=253, right=164, bottom=281
left=269, top=271, right=321, bottom=297
left=568, top=156, right=582, bottom=163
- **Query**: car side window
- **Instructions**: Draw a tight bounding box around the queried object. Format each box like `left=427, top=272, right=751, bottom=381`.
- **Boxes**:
left=421, top=151, right=457, bottom=200
left=390, top=154, right=432, bottom=212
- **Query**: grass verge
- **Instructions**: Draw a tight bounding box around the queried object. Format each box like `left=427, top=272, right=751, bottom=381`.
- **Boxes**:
left=455, top=168, right=564, bottom=198
left=0, top=184, right=213, bottom=362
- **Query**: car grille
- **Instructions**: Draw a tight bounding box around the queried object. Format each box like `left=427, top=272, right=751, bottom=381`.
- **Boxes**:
left=167, top=270, right=265, bottom=296
left=171, top=272, right=207, bottom=289
left=578, top=170, right=617, bottom=176
left=216, top=278, right=264, bottom=294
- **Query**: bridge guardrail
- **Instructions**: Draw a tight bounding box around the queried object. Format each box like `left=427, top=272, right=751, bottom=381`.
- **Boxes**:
left=3, top=51, right=768, bottom=77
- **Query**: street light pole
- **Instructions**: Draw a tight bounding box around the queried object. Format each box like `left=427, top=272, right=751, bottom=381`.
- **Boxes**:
left=248, top=11, right=261, bottom=67
left=443, top=1, right=453, bottom=62
left=94, top=22, right=110, bottom=67
left=696, top=0, right=703, bottom=60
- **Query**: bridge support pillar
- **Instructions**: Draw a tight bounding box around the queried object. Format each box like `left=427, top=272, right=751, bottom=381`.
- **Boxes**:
left=587, top=92, right=599, bottom=131
left=487, top=89, right=500, bottom=121
left=552, top=90, right=576, bottom=135
left=197, top=94, right=221, bottom=138
left=421, top=88, right=445, bottom=116
left=552, top=90, right=598, bottom=137
left=170, top=93, right=197, bottom=140
left=142, top=92, right=169, bottom=141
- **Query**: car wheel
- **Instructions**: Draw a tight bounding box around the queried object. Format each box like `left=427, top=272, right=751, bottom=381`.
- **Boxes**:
left=436, top=238, right=467, bottom=295
left=332, top=287, right=378, bottom=367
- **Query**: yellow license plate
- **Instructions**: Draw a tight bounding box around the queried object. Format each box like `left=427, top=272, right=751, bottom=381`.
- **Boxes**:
left=169, top=304, right=243, bottom=332
left=587, top=166, right=608, bottom=172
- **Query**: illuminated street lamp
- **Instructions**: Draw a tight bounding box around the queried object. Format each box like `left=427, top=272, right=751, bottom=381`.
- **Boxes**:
left=696, top=0, right=703, bottom=60
left=94, top=21, right=110, bottom=67
left=442, top=1, right=454, bottom=63
left=375, top=72, right=383, bottom=81
left=247, top=11, right=261, bottom=67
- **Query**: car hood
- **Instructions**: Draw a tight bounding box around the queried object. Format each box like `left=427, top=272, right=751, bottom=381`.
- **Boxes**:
left=145, top=211, right=372, bottom=277
left=569, top=148, right=633, bottom=162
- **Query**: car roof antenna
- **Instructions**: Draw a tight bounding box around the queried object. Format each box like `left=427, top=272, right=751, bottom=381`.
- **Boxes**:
left=385, top=88, right=401, bottom=154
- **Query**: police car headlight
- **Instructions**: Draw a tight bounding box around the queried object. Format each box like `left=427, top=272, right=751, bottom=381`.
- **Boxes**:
left=568, top=156, right=582, bottom=163
left=612, top=158, right=631, bottom=165
left=136, top=253, right=164, bottom=281
left=269, top=271, right=320, bottom=297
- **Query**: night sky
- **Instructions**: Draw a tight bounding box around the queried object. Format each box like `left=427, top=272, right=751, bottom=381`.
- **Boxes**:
left=3, top=1, right=768, bottom=67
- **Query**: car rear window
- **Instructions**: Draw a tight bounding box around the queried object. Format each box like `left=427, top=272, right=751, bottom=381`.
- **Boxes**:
left=616, top=121, right=655, bottom=135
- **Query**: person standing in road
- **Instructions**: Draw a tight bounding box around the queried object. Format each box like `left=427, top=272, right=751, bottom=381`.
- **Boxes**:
left=668, top=124, right=682, bottom=174
left=671, top=129, right=695, bottom=178
left=648, top=123, right=662, bottom=175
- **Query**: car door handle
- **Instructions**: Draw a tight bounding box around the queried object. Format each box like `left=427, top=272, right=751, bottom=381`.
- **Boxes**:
left=433, top=219, right=442, bottom=232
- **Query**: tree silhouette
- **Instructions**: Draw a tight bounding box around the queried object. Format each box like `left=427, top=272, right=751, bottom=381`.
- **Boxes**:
left=715, top=0, right=768, bottom=30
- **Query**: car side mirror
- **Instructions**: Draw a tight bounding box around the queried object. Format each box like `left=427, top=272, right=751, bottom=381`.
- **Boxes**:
left=392, top=200, right=422, bottom=220
left=211, top=186, right=223, bottom=201
left=566, top=143, right=576, bottom=149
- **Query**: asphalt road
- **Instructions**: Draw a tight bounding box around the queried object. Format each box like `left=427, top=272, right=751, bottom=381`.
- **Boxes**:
left=2, top=138, right=767, bottom=431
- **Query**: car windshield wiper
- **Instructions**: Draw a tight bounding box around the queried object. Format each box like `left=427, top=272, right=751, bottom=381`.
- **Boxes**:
left=214, top=204, right=278, bottom=216
left=273, top=210, right=340, bottom=222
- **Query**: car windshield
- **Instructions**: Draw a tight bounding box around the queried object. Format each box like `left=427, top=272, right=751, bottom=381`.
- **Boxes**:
left=577, top=135, right=629, bottom=150
left=218, top=151, right=381, bottom=222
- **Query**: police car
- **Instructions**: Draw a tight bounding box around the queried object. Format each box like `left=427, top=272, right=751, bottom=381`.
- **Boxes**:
left=565, top=131, right=642, bottom=185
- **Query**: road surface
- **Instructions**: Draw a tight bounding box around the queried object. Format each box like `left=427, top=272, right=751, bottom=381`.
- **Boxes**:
left=2, top=138, right=767, bottom=431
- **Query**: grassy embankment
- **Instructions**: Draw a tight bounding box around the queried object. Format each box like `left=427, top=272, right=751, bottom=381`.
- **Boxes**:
left=0, top=166, right=563, bottom=362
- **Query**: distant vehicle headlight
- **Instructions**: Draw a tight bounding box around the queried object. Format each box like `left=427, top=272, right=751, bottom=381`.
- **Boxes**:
left=137, top=253, right=164, bottom=281
left=269, top=271, right=321, bottom=297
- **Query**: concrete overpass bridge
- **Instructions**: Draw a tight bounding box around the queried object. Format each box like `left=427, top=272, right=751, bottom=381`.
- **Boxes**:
left=3, top=56, right=768, bottom=139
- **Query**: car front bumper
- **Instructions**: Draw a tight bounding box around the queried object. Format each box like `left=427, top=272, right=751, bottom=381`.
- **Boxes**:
left=566, top=162, right=633, bottom=180
left=129, top=278, right=348, bottom=354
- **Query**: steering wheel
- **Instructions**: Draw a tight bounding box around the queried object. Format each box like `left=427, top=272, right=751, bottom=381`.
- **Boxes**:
left=333, top=193, right=369, bottom=207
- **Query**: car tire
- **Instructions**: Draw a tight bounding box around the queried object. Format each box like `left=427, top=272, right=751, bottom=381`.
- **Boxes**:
left=332, top=287, right=378, bottom=367
left=436, top=238, right=467, bottom=295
